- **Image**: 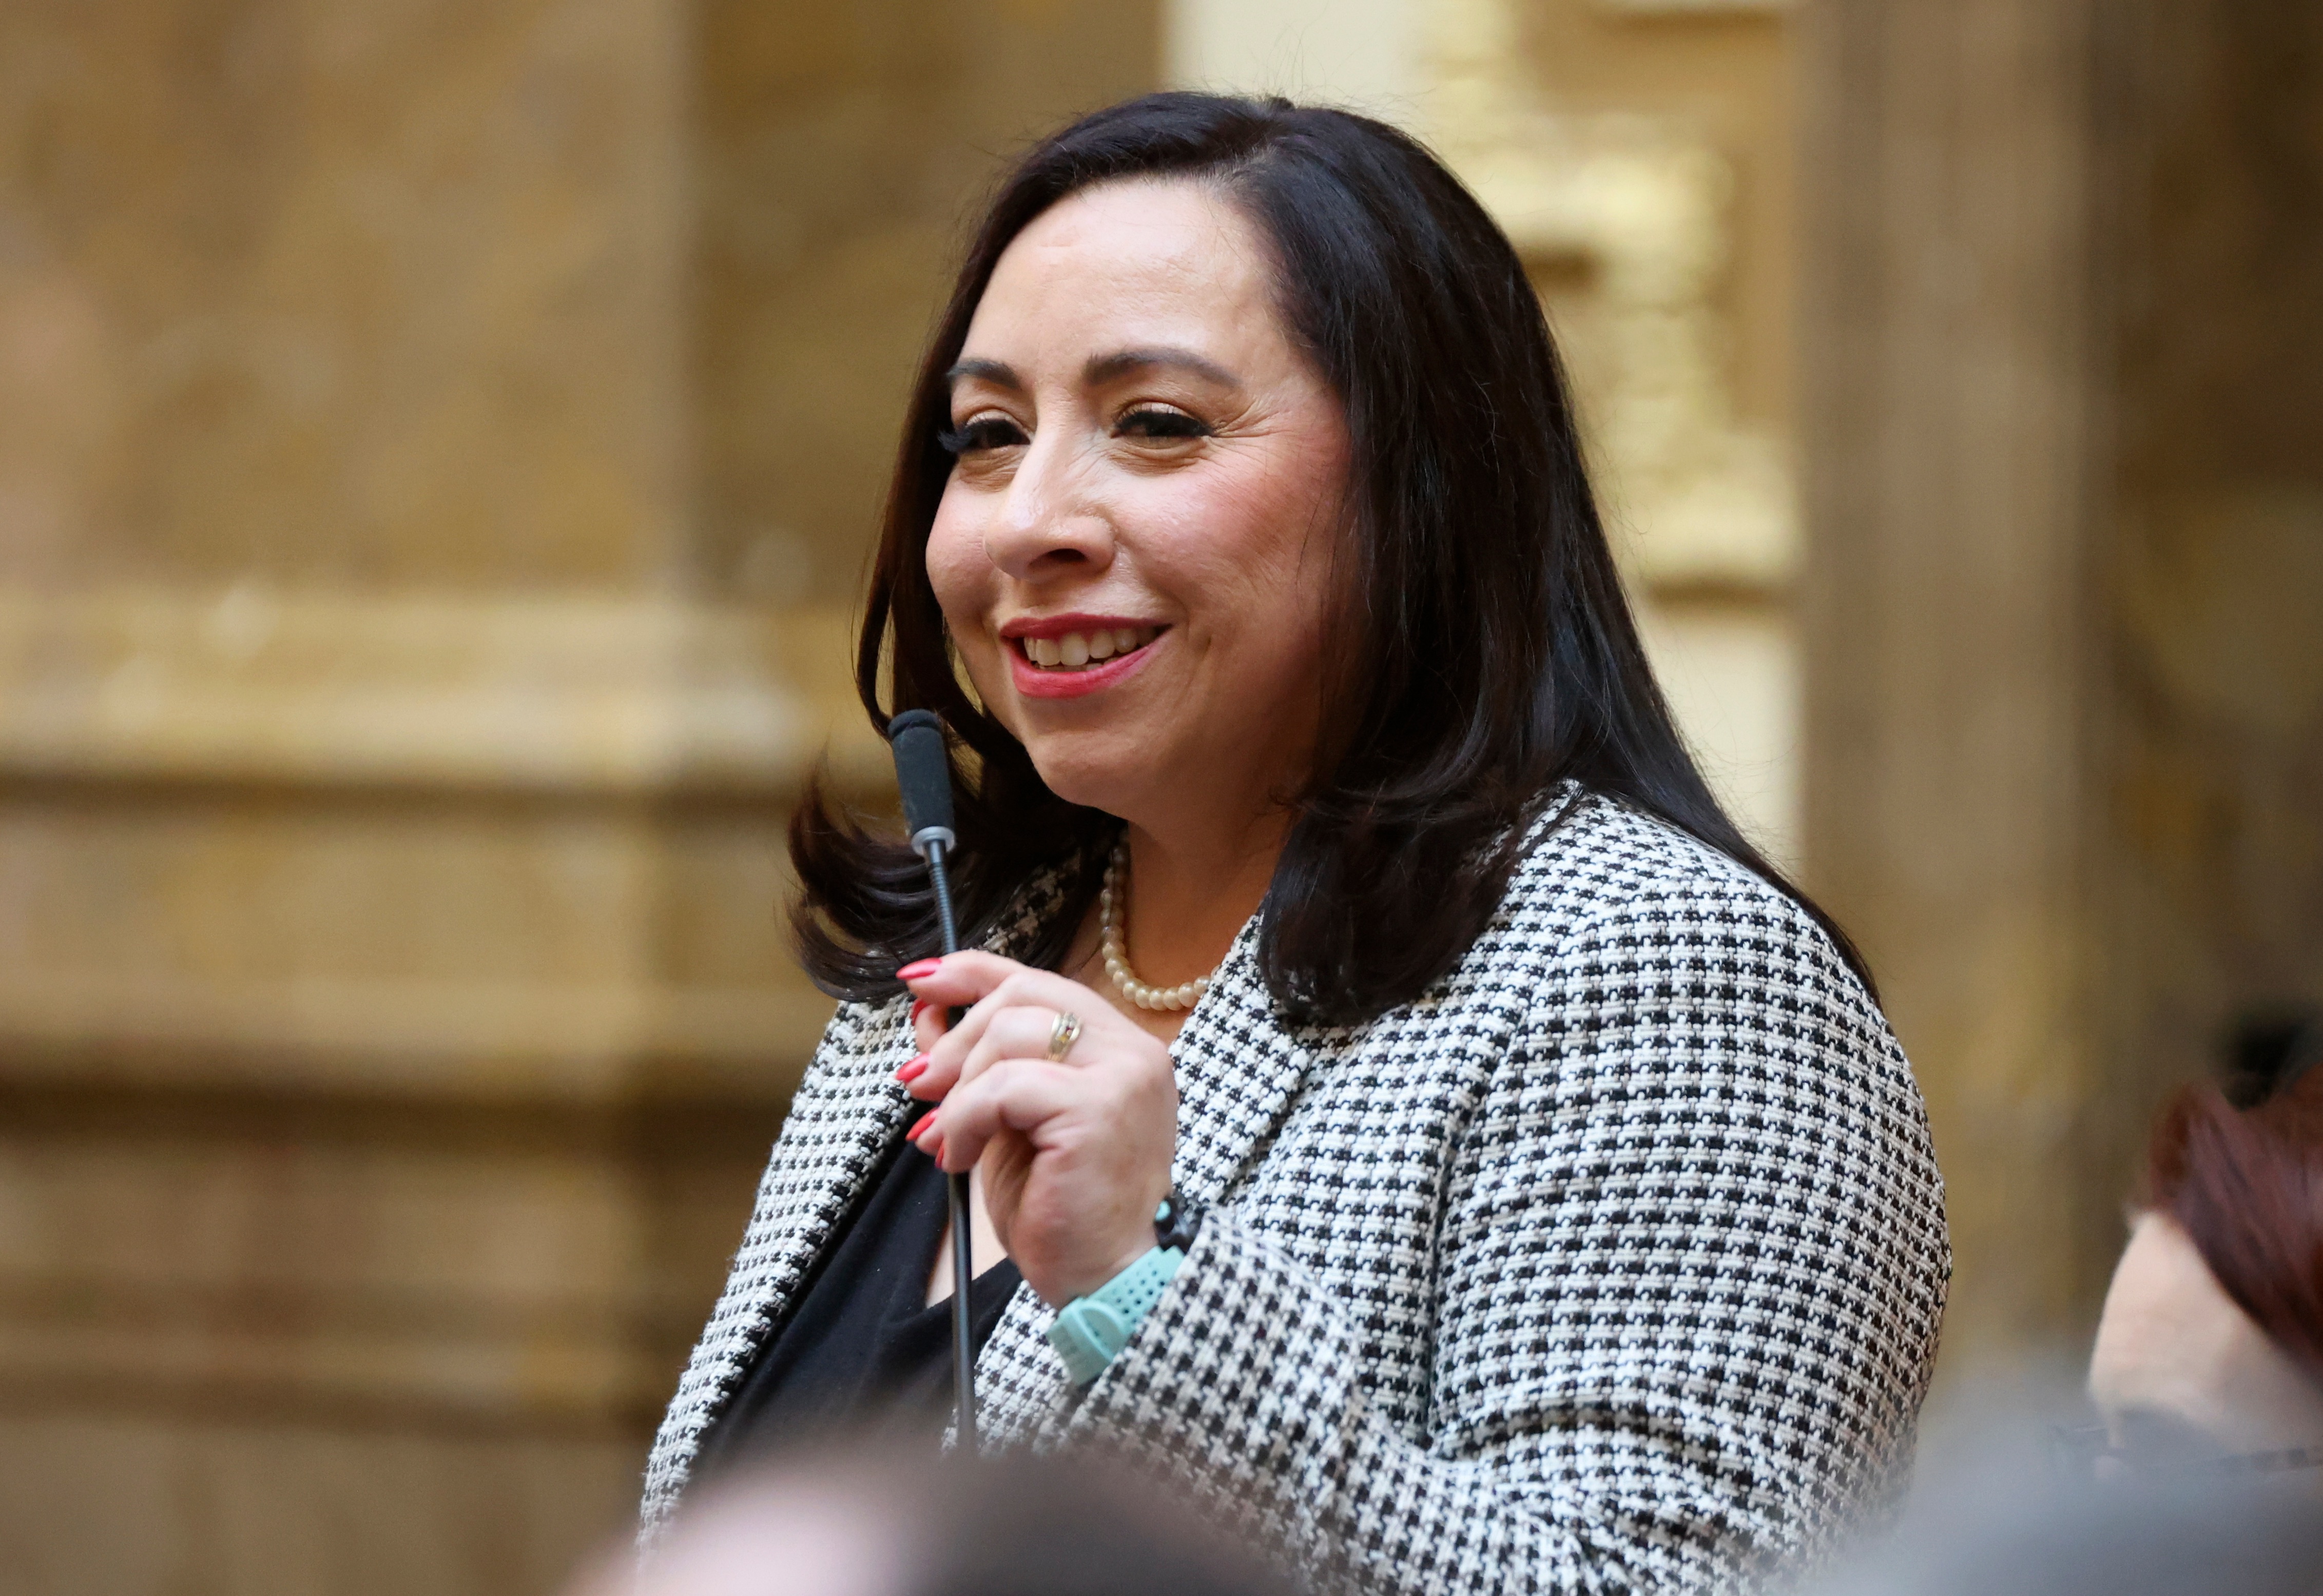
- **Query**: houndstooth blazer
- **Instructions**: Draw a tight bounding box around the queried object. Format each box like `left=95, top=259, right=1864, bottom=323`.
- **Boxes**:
left=642, top=789, right=1949, bottom=1591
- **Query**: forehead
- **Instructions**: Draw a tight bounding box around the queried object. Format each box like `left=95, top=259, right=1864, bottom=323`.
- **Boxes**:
left=962, top=179, right=1284, bottom=362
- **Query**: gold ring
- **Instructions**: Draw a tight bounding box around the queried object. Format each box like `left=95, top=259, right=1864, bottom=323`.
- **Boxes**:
left=1044, top=1009, right=1082, bottom=1062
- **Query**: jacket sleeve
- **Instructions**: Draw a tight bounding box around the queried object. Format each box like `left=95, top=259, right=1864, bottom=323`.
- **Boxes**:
left=1058, top=880, right=1950, bottom=1593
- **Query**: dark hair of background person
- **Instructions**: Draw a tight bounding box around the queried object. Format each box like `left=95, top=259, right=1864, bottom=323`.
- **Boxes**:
left=2223, top=1009, right=2323, bottom=1110
left=789, top=91, right=1875, bottom=1025
left=2145, top=1064, right=2323, bottom=1381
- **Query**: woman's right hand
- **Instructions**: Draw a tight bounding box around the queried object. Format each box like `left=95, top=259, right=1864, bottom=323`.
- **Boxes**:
left=896, top=952, right=1179, bottom=1306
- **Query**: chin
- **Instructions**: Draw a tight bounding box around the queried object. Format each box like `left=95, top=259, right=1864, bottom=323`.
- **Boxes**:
left=1018, top=732, right=1157, bottom=815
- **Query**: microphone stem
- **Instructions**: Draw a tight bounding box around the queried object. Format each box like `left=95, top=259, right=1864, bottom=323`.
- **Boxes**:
left=927, top=840, right=961, bottom=959
left=924, top=841, right=977, bottom=1457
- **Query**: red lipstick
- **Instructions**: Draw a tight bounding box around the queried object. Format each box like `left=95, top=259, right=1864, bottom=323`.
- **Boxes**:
left=998, top=614, right=1166, bottom=700
left=997, top=613, right=1160, bottom=641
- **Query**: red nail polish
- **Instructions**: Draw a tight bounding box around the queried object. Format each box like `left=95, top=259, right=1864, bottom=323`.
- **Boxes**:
left=897, top=959, right=942, bottom=981
left=896, top=1057, right=928, bottom=1083
left=909, top=998, right=932, bottom=1025
left=907, top=1110, right=936, bottom=1141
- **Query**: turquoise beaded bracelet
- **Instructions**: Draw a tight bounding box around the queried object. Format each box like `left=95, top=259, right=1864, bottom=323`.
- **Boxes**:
left=1046, top=1244, right=1184, bottom=1386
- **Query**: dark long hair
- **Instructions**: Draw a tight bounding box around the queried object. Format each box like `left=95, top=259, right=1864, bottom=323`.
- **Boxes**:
left=790, top=92, right=1873, bottom=1024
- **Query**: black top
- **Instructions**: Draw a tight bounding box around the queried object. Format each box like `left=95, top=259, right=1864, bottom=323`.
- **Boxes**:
left=691, top=1135, right=1022, bottom=1476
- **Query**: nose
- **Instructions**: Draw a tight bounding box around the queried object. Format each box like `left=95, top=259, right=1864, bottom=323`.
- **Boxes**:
left=978, top=431, right=1115, bottom=583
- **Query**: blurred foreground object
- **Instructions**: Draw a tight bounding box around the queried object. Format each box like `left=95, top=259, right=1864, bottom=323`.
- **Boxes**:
left=571, top=1448, right=1291, bottom=1596
left=1817, top=1370, right=2323, bottom=1596
left=1818, top=1471, right=2323, bottom=1596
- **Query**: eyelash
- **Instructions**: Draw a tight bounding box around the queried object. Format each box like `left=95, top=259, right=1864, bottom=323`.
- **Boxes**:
left=935, top=417, right=1024, bottom=456
left=1118, top=406, right=1210, bottom=441
left=934, top=407, right=1211, bottom=456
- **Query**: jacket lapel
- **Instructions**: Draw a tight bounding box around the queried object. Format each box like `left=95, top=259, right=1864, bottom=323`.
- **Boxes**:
left=642, top=996, right=917, bottom=1519
left=670, top=1005, right=916, bottom=1435
left=681, top=854, right=1085, bottom=1457
left=726, top=854, right=1094, bottom=1389
left=1163, top=919, right=1334, bottom=1208
left=735, top=1031, right=918, bottom=1339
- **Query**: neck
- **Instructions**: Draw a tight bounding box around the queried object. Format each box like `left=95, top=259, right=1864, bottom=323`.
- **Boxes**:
left=1113, top=806, right=1289, bottom=989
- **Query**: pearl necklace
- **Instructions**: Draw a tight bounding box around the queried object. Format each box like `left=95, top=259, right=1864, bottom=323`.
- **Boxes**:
left=1098, top=838, right=1214, bottom=1012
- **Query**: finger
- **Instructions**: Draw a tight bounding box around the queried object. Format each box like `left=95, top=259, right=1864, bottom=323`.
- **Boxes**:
left=924, top=1057, right=1085, bottom=1173
left=904, top=997, right=1072, bottom=1102
left=891, top=997, right=949, bottom=1091
left=896, top=955, right=1033, bottom=1091
left=903, top=953, right=1111, bottom=1028
left=895, top=950, right=1029, bottom=1008
left=908, top=996, right=950, bottom=1054
left=953, top=1005, right=1097, bottom=1094
left=910, top=966, right=1115, bottom=1095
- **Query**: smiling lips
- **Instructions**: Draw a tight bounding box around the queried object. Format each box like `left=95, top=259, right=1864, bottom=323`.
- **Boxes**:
left=1002, top=619, right=1164, bottom=699
left=1018, top=625, right=1156, bottom=669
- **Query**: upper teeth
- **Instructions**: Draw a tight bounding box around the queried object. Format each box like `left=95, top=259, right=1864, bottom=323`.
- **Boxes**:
left=1022, top=627, right=1152, bottom=669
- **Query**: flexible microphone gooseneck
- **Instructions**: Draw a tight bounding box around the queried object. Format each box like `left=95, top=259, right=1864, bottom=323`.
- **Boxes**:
left=885, top=709, right=976, bottom=1454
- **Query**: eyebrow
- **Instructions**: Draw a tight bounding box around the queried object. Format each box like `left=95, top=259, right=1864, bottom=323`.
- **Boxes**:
left=941, top=347, right=1244, bottom=391
left=944, top=356, right=1022, bottom=390
left=1082, top=346, right=1242, bottom=388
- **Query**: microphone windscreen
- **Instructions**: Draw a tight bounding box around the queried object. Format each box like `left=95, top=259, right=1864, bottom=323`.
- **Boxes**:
left=886, top=710, right=956, bottom=840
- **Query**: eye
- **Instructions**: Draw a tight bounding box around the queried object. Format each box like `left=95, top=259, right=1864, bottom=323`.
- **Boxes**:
left=1116, top=406, right=1211, bottom=442
left=936, top=415, right=1029, bottom=456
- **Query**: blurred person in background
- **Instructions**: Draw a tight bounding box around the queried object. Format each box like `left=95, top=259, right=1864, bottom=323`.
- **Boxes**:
left=641, top=93, right=1948, bottom=1592
left=576, top=1449, right=1291, bottom=1596
left=2078, top=1030, right=2323, bottom=1492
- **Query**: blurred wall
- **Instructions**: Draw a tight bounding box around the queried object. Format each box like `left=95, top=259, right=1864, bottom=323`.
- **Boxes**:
left=0, top=4, right=1151, bottom=1593
left=692, top=0, right=1156, bottom=606
left=2099, top=0, right=2323, bottom=1248
left=1507, top=0, right=1807, bottom=868
left=1801, top=0, right=2323, bottom=1367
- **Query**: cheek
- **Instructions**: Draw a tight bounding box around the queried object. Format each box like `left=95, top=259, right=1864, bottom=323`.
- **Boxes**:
left=924, top=500, right=993, bottom=629
left=1162, top=453, right=1340, bottom=659
left=922, top=501, right=1014, bottom=697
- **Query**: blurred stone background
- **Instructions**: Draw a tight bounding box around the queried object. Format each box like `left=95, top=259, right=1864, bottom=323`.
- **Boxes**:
left=0, top=0, right=2313, bottom=1591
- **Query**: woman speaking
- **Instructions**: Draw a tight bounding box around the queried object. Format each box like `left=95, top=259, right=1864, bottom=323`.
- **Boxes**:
left=643, top=94, right=1948, bottom=1590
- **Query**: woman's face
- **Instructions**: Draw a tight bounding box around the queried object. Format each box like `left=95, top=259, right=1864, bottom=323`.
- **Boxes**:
left=924, top=178, right=1350, bottom=835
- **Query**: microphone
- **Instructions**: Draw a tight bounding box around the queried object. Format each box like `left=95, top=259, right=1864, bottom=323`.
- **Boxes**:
left=886, top=709, right=976, bottom=1453
left=888, top=710, right=960, bottom=954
